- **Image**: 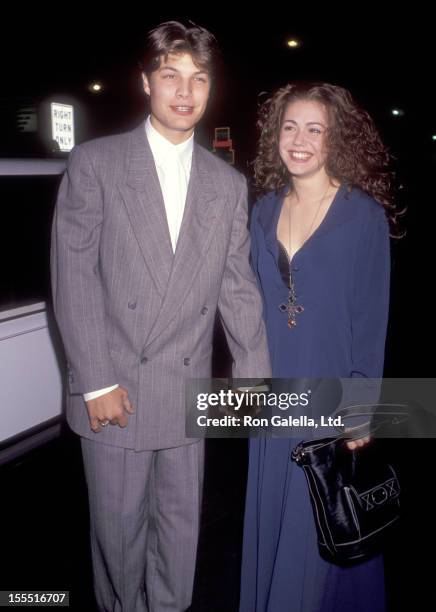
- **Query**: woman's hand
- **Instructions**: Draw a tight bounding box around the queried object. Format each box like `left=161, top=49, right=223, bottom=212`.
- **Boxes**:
left=345, top=434, right=371, bottom=450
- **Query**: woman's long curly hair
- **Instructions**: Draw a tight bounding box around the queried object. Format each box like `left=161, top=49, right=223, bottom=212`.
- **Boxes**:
left=253, top=82, right=404, bottom=236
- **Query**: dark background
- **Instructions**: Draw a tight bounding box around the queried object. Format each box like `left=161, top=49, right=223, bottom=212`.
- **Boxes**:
left=1, top=8, right=435, bottom=373
left=1, top=8, right=435, bottom=610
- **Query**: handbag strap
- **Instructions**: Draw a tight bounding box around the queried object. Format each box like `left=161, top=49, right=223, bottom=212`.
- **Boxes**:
left=336, top=402, right=408, bottom=434
left=311, top=403, right=410, bottom=444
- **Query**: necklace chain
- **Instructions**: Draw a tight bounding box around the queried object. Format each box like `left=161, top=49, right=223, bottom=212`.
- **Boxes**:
left=288, top=182, right=331, bottom=260
left=279, top=183, right=332, bottom=329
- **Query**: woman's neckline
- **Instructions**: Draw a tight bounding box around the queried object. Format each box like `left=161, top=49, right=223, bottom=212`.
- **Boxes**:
left=276, top=183, right=344, bottom=264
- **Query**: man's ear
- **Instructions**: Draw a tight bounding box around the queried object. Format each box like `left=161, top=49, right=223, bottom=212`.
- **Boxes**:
left=142, top=72, right=151, bottom=96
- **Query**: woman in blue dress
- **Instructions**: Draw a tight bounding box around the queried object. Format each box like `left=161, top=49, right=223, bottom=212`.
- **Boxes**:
left=239, top=83, right=401, bottom=612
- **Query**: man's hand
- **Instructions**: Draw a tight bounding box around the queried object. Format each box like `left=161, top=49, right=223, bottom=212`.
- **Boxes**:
left=85, top=386, right=134, bottom=432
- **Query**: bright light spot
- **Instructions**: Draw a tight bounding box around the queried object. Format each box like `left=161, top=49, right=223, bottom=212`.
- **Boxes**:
left=90, top=82, right=102, bottom=92
left=287, top=39, right=301, bottom=48
left=391, top=108, right=404, bottom=117
left=432, top=135, right=436, bottom=141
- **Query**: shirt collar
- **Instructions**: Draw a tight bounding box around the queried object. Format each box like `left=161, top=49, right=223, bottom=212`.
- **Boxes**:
left=145, top=115, right=194, bottom=171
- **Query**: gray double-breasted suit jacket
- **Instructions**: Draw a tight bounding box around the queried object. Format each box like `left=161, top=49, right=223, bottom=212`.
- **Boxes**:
left=50, top=119, right=271, bottom=451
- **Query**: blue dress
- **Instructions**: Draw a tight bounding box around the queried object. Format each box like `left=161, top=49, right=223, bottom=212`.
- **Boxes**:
left=239, top=184, right=390, bottom=612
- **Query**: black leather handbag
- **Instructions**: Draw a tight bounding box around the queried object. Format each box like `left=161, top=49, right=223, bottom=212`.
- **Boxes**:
left=291, top=405, right=407, bottom=565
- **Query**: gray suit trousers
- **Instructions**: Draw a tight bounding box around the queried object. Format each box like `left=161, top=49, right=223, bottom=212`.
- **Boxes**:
left=80, top=438, right=205, bottom=612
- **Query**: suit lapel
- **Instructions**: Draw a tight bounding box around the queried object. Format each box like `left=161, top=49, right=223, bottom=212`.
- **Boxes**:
left=117, top=120, right=173, bottom=297
left=145, top=143, right=222, bottom=346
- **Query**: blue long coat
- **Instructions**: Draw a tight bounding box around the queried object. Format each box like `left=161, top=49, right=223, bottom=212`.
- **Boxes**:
left=240, top=184, right=390, bottom=612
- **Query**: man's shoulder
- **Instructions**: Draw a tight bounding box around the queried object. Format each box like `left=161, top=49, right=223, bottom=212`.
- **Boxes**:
left=195, top=142, right=245, bottom=186
left=72, top=128, right=132, bottom=159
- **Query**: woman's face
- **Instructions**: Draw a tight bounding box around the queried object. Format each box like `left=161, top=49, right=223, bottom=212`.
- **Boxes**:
left=278, top=99, right=329, bottom=179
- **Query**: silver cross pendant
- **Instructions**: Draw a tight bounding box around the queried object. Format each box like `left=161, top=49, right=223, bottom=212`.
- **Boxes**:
left=279, top=276, right=304, bottom=328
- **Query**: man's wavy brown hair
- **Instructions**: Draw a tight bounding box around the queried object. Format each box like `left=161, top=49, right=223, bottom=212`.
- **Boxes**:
left=254, top=82, right=403, bottom=236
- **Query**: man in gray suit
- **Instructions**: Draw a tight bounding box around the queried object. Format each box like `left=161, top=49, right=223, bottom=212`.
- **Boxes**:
left=50, top=20, right=270, bottom=612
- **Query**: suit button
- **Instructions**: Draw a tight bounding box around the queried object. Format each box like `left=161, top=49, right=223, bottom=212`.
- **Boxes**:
left=128, top=300, right=137, bottom=310
left=292, top=266, right=299, bottom=272
left=141, top=356, right=148, bottom=364
left=201, top=307, right=208, bottom=315
left=68, top=372, right=74, bottom=383
left=183, top=358, right=191, bottom=366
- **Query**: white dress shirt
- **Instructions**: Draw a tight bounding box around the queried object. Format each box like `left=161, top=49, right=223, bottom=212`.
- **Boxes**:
left=146, top=115, right=193, bottom=251
left=83, top=116, right=194, bottom=402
